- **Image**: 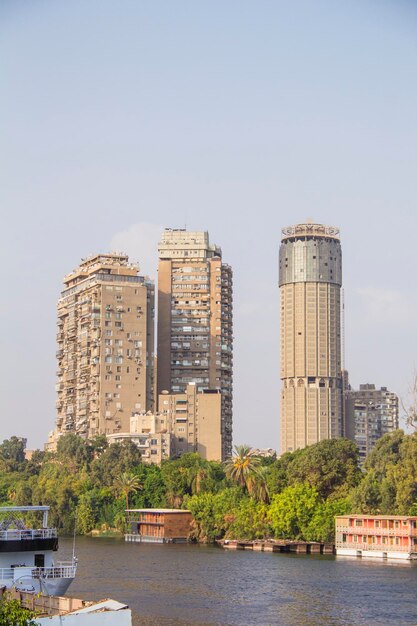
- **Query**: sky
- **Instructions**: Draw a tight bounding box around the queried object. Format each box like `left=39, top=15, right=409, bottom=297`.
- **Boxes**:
left=1, top=0, right=417, bottom=450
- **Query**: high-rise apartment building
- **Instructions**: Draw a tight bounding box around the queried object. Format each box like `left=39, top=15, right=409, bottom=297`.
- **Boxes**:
left=279, top=222, right=343, bottom=453
left=55, top=254, right=154, bottom=440
left=345, top=384, right=399, bottom=464
left=157, top=229, right=233, bottom=459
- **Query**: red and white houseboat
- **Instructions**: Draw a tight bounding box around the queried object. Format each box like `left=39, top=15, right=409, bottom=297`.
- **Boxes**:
left=335, top=515, right=417, bottom=560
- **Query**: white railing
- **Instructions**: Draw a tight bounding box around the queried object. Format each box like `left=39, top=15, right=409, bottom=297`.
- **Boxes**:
left=33, top=564, right=77, bottom=579
left=0, top=563, right=76, bottom=582
left=0, top=529, right=57, bottom=541
left=337, top=541, right=410, bottom=552
left=0, top=568, right=14, bottom=581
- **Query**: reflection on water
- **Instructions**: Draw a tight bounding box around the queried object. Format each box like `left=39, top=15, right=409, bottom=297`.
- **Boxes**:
left=60, top=537, right=417, bottom=626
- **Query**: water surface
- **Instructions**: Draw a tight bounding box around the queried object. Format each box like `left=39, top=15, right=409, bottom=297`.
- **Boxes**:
left=60, top=537, right=417, bottom=625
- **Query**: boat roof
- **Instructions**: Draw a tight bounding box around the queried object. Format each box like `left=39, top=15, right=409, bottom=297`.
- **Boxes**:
left=336, top=514, right=417, bottom=520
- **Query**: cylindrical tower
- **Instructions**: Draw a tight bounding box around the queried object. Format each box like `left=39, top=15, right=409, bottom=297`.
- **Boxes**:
left=279, top=222, right=343, bottom=453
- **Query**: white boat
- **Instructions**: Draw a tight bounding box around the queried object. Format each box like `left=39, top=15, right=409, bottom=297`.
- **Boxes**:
left=0, top=505, right=77, bottom=596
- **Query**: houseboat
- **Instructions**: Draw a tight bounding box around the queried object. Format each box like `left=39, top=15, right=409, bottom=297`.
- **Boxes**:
left=125, top=508, right=192, bottom=543
left=335, top=514, right=417, bottom=560
left=0, top=505, right=77, bottom=594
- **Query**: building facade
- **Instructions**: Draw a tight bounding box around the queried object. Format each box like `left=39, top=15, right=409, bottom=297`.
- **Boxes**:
left=335, top=515, right=417, bottom=560
left=157, top=229, right=233, bottom=459
left=55, top=254, right=154, bottom=440
left=159, top=383, right=222, bottom=460
left=107, top=429, right=171, bottom=464
left=345, top=384, right=399, bottom=464
left=279, top=222, right=343, bottom=453
left=105, top=384, right=223, bottom=463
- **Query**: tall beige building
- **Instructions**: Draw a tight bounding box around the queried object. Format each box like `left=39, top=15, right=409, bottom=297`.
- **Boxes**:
left=157, top=229, right=233, bottom=459
left=279, top=222, right=343, bottom=453
left=55, top=254, right=154, bottom=439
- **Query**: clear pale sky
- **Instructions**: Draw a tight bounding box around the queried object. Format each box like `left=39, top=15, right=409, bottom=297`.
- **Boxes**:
left=1, top=0, right=417, bottom=450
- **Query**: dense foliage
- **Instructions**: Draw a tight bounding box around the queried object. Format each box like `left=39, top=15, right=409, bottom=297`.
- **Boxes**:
left=0, top=594, right=37, bottom=626
left=1, top=431, right=416, bottom=543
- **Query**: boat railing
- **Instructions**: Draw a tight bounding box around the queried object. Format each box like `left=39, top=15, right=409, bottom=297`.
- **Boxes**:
left=0, top=528, right=57, bottom=541
left=0, top=563, right=77, bottom=582
left=0, top=568, right=14, bottom=581
left=33, top=564, right=77, bottom=579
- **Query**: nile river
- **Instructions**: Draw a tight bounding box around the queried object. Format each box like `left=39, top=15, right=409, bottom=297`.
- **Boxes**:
left=61, top=537, right=417, bottom=625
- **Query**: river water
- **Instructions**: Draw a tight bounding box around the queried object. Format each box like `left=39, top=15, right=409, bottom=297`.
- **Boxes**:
left=60, top=537, right=417, bottom=625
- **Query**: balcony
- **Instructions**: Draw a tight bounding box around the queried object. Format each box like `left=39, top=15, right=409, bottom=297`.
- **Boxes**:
left=338, top=541, right=410, bottom=552
left=344, top=525, right=412, bottom=537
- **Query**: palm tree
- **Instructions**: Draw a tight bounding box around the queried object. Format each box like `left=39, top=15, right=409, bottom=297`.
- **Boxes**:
left=246, top=467, right=270, bottom=504
left=113, top=472, right=143, bottom=510
left=225, top=445, right=261, bottom=491
left=190, top=467, right=209, bottom=495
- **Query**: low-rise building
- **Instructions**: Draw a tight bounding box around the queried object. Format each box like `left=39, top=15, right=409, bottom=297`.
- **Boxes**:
left=106, top=429, right=171, bottom=465
left=125, top=509, right=192, bottom=543
left=335, top=515, right=417, bottom=560
left=158, top=383, right=222, bottom=460
left=107, top=383, right=224, bottom=463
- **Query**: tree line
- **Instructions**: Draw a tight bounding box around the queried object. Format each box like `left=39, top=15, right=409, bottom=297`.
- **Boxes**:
left=1, top=430, right=417, bottom=543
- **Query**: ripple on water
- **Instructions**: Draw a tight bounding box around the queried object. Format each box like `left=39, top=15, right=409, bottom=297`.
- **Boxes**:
left=60, top=537, right=417, bottom=626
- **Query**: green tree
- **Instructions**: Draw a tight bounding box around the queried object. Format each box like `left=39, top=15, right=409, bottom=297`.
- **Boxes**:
left=269, top=484, right=319, bottom=539
left=225, top=445, right=261, bottom=491
left=76, top=494, right=96, bottom=534
left=141, top=466, right=167, bottom=508
left=0, top=594, right=37, bottom=625
left=57, top=434, right=92, bottom=472
left=185, top=487, right=244, bottom=542
left=349, top=469, right=382, bottom=514
left=87, top=434, right=109, bottom=458
left=90, top=441, right=142, bottom=488
left=0, top=437, right=26, bottom=473
left=246, top=467, right=270, bottom=503
left=305, top=498, right=350, bottom=542
left=113, top=472, right=143, bottom=510
left=226, top=499, right=271, bottom=540
left=286, top=438, right=361, bottom=500
left=266, top=451, right=300, bottom=496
